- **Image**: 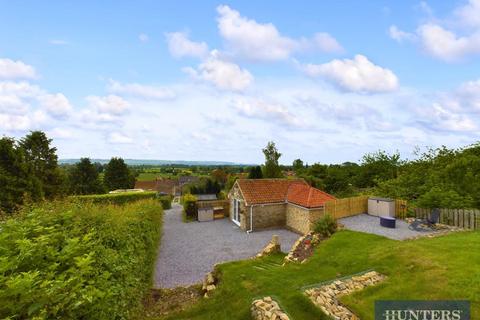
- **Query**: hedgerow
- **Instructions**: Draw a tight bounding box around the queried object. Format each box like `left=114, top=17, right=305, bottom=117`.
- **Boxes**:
left=0, top=199, right=162, bottom=319
left=73, top=191, right=158, bottom=205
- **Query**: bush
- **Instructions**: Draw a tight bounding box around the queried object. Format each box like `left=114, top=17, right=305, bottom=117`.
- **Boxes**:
left=0, top=199, right=162, bottom=319
left=314, top=214, right=337, bottom=238
left=73, top=191, right=158, bottom=205
left=158, top=195, right=172, bottom=210
left=182, top=194, right=197, bottom=220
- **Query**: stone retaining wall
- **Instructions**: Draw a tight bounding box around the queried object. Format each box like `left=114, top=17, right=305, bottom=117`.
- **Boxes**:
left=256, top=235, right=281, bottom=258
left=305, top=271, right=385, bottom=320
left=251, top=297, right=290, bottom=320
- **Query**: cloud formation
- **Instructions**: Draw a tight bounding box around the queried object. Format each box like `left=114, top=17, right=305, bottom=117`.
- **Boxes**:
left=300, top=55, right=399, bottom=93
left=0, top=58, right=36, bottom=79
left=165, top=32, right=209, bottom=58
left=184, top=51, right=253, bottom=91
left=389, top=0, right=480, bottom=62
left=216, top=5, right=343, bottom=61
left=108, top=80, right=175, bottom=100
left=233, top=96, right=306, bottom=128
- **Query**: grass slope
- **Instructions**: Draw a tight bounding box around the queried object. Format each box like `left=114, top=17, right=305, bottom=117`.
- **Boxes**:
left=154, top=230, right=480, bottom=320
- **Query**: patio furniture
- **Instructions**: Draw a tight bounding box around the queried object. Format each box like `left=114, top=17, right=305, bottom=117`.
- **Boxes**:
left=427, top=208, right=440, bottom=225
left=380, top=216, right=396, bottom=228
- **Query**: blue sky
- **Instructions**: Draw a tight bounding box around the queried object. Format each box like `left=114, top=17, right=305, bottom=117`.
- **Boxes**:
left=1, top=1, right=479, bottom=164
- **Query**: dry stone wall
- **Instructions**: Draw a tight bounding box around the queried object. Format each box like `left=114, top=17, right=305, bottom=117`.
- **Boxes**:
left=305, top=271, right=386, bottom=320
left=251, top=297, right=290, bottom=320
left=256, top=235, right=281, bottom=258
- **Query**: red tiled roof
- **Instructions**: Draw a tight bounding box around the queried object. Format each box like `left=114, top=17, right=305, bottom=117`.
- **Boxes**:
left=286, top=183, right=336, bottom=208
left=236, top=179, right=308, bottom=205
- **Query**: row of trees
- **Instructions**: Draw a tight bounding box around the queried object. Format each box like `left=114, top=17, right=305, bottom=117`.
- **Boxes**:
left=244, top=141, right=479, bottom=209
left=0, top=131, right=136, bottom=213
left=67, top=157, right=135, bottom=195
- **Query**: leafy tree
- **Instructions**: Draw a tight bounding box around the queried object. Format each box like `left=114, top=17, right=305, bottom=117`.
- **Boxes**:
left=292, top=159, right=304, bottom=171
left=19, top=131, right=63, bottom=198
left=248, top=166, right=263, bottom=179
left=68, top=158, right=105, bottom=194
left=262, top=141, right=283, bottom=178
left=211, top=168, right=227, bottom=184
left=0, top=137, right=40, bottom=213
left=356, top=150, right=400, bottom=188
left=103, top=157, right=135, bottom=191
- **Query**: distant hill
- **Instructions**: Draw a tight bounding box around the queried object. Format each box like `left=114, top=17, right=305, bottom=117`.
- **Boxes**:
left=59, top=159, right=252, bottom=166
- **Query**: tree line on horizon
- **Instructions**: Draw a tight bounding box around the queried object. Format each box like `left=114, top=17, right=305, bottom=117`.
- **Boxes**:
left=2, top=133, right=479, bottom=214
left=0, top=131, right=135, bottom=214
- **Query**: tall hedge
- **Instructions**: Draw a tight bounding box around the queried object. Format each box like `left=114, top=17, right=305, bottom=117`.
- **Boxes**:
left=0, top=199, right=162, bottom=319
left=182, top=194, right=197, bottom=219
left=73, top=191, right=158, bottom=205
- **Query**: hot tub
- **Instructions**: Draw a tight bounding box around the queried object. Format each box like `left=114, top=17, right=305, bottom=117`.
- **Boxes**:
left=380, top=216, right=396, bottom=228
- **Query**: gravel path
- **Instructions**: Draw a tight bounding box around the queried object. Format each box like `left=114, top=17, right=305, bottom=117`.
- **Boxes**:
left=338, top=214, right=436, bottom=240
left=154, top=204, right=300, bottom=288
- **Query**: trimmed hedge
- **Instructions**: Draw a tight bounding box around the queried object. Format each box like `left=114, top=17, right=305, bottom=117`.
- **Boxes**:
left=158, top=195, right=172, bottom=210
left=0, top=199, right=162, bottom=319
left=73, top=191, right=158, bottom=205
left=182, top=194, right=198, bottom=220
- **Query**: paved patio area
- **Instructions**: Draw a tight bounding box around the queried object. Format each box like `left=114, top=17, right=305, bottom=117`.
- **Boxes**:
left=338, top=214, right=437, bottom=240
left=154, top=204, right=300, bottom=288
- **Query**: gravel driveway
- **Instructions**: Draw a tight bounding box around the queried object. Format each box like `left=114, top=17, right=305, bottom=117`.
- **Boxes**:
left=154, top=204, right=300, bottom=288
left=338, top=214, right=437, bottom=240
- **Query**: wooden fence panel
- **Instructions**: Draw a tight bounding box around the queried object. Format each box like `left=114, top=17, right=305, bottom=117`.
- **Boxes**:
left=395, top=199, right=408, bottom=219
left=324, top=196, right=368, bottom=219
left=414, top=207, right=480, bottom=230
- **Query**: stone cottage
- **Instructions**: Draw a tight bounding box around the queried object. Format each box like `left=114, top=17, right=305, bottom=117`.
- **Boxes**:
left=228, top=179, right=336, bottom=234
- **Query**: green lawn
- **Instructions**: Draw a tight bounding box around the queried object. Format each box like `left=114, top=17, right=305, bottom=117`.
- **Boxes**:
left=153, top=230, right=480, bottom=320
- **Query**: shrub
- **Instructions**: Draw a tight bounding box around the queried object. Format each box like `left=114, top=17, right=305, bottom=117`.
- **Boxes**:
left=182, top=194, right=197, bottom=220
left=158, top=194, right=172, bottom=210
left=0, top=199, right=162, bottom=319
left=314, top=214, right=337, bottom=238
left=73, top=191, right=157, bottom=205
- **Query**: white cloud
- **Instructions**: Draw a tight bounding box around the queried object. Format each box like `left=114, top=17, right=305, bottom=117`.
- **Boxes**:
left=184, top=51, right=253, bottom=91
left=0, top=81, right=42, bottom=97
left=390, top=1, right=480, bottom=62
left=107, top=80, right=176, bottom=100
left=233, top=96, right=306, bottom=128
left=139, top=33, right=149, bottom=43
left=216, top=5, right=342, bottom=61
left=108, top=132, right=133, bottom=144
left=388, top=25, right=416, bottom=43
left=0, top=95, right=28, bottom=114
left=38, top=93, right=73, bottom=117
left=417, top=24, right=480, bottom=62
left=86, top=94, right=130, bottom=115
left=48, top=127, right=73, bottom=139
left=310, top=32, right=344, bottom=53
left=0, top=113, right=31, bottom=131
left=300, top=55, right=399, bottom=93
left=165, top=32, right=208, bottom=58
left=456, top=79, right=480, bottom=111
left=418, top=102, right=477, bottom=132
left=454, top=0, right=480, bottom=28
left=0, top=58, right=36, bottom=79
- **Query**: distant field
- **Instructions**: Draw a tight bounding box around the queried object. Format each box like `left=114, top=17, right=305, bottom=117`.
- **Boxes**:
left=137, top=172, right=167, bottom=181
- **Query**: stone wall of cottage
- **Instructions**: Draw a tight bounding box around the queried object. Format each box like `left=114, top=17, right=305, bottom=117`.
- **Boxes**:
left=286, top=204, right=325, bottom=235
left=228, top=183, right=248, bottom=230
left=285, top=204, right=310, bottom=234
left=248, top=204, right=287, bottom=230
